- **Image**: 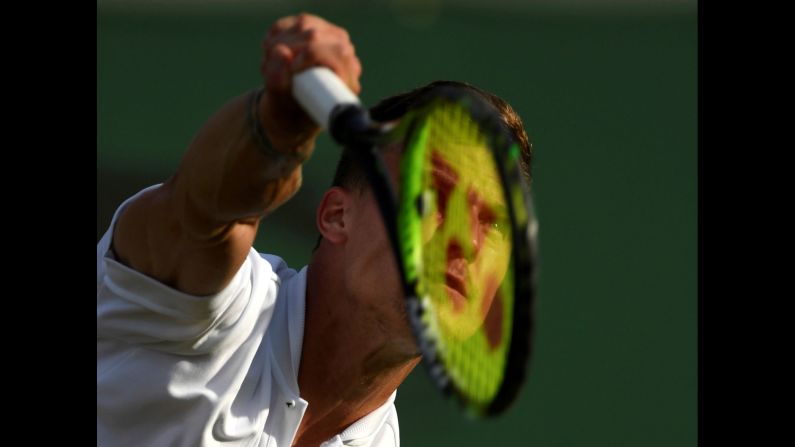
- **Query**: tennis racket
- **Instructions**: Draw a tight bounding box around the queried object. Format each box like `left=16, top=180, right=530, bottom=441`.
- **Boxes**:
left=293, top=67, right=539, bottom=417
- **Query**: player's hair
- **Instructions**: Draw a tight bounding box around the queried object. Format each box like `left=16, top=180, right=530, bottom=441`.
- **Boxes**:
left=330, top=81, right=533, bottom=191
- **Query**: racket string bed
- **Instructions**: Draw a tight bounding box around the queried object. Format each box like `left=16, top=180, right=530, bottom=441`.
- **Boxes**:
left=414, top=102, right=515, bottom=407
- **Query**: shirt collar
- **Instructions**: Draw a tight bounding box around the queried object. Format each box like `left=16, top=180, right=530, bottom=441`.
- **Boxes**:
left=267, top=263, right=308, bottom=398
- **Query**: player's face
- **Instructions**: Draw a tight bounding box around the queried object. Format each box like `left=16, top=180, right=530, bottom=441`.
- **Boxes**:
left=419, top=144, right=511, bottom=342
left=346, top=138, right=511, bottom=349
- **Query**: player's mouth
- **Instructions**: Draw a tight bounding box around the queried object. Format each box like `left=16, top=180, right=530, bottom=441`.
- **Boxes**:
left=446, top=240, right=469, bottom=295
left=444, top=243, right=469, bottom=313
left=445, top=268, right=467, bottom=298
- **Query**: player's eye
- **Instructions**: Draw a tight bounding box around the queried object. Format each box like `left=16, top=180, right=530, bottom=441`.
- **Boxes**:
left=490, top=220, right=509, bottom=239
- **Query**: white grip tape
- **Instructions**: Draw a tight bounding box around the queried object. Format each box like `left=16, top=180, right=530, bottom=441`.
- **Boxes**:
left=292, top=67, right=361, bottom=129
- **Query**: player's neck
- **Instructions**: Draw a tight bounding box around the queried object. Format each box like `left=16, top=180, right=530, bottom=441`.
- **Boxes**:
left=295, top=255, right=420, bottom=445
left=302, top=247, right=420, bottom=380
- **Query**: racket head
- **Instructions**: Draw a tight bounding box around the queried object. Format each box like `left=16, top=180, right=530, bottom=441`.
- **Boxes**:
left=391, top=86, right=538, bottom=417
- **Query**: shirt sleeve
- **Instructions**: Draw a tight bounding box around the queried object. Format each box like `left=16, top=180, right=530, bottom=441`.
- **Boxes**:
left=97, top=184, right=280, bottom=356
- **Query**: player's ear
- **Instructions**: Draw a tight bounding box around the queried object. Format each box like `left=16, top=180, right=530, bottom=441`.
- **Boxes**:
left=316, top=186, right=350, bottom=245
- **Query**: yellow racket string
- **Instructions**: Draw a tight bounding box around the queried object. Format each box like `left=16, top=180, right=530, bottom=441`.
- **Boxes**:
left=405, top=101, right=515, bottom=407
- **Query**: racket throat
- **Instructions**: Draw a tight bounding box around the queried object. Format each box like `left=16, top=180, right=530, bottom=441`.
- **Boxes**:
left=329, top=105, right=382, bottom=147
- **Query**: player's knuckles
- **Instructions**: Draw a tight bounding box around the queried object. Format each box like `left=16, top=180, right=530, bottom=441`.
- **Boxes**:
left=295, top=42, right=325, bottom=66
left=294, top=13, right=311, bottom=29
left=264, top=46, right=294, bottom=86
left=265, top=17, right=312, bottom=47
left=334, top=28, right=351, bottom=43
left=293, top=13, right=326, bottom=32
left=335, top=40, right=355, bottom=58
left=305, top=38, right=356, bottom=63
left=263, top=33, right=295, bottom=53
left=265, top=31, right=321, bottom=62
left=289, top=51, right=308, bottom=72
left=302, top=28, right=319, bottom=44
left=332, top=42, right=360, bottom=72
left=271, top=15, right=299, bottom=33
left=270, top=13, right=334, bottom=38
left=266, top=44, right=291, bottom=66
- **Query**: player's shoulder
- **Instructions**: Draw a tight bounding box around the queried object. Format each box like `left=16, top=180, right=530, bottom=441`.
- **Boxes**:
left=258, top=253, right=299, bottom=281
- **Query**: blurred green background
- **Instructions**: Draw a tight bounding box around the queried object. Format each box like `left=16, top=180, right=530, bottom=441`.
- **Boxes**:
left=97, top=0, right=696, bottom=445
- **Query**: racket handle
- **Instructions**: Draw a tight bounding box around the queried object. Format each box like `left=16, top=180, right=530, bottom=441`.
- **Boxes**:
left=293, top=67, right=361, bottom=129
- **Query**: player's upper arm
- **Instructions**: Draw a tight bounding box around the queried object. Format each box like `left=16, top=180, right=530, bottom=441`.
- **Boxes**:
left=108, top=90, right=308, bottom=296
left=110, top=178, right=258, bottom=297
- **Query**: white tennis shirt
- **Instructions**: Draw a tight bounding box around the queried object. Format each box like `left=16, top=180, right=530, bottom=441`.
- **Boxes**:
left=97, top=186, right=400, bottom=446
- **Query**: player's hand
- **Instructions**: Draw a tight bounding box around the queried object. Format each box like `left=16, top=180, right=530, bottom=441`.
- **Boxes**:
left=259, top=13, right=363, bottom=152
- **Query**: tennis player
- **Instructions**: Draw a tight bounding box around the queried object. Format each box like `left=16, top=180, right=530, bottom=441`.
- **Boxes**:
left=97, top=13, right=532, bottom=447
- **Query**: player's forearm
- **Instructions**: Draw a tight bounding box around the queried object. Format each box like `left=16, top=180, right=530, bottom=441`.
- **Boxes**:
left=111, top=90, right=316, bottom=296
left=172, top=89, right=317, bottom=235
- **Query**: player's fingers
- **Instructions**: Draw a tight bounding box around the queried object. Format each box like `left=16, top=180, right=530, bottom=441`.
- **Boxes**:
left=290, top=42, right=362, bottom=94
left=342, top=41, right=363, bottom=85
left=262, top=30, right=314, bottom=64
left=286, top=13, right=331, bottom=33
left=266, top=15, right=299, bottom=38
left=263, top=14, right=352, bottom=64
left=266, top=12, right=329, bottom=40
left=263, top=23, right=345, bottom=62
left=263, top=16, right=347, bottom=54
left=263, top=43, right=294, bottom=91
left=262, top=14, right=361, bottom=93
